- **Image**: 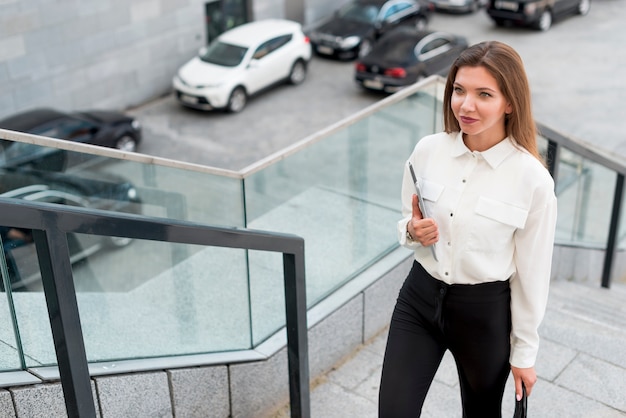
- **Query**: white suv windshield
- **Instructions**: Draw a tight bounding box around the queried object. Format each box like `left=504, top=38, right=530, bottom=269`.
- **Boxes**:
left=200, top=42, right=248, bottom=67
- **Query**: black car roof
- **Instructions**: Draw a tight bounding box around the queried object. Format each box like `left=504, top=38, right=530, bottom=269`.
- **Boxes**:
left=0, top=108, right=68, bottom=132
left=352, top=0, right=389, bottom=6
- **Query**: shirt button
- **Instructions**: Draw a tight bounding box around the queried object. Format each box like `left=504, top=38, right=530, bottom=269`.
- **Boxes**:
left=450, top=213, right=453, bottom=217
left=440, top=288, right=445, bottom=295
left=447, top=241, right=451, bottom=246
left=444, top=272, right=449, bottom=276
left=462, top=179, right=466, bottom=183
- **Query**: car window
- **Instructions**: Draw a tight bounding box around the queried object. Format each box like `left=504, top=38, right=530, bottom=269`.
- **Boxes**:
left=338, top=4, right=380, bottom=24
left=415, top=36, right=454, bottom=62
left=1, top=142, right=56, bottom=166
left=382, top=2, right=413, bottom=20
left=252, top=34, right=293, bottom=60
left=419, top=38, right=449, bottom=54
left=200, top=41, right=248, bottom=67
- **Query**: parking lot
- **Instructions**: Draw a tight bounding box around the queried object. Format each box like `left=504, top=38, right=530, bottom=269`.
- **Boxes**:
left=128, top=1, right=626, bottom=171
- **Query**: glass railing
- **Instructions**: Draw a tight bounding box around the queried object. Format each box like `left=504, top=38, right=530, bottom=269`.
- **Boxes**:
left=0, top=76, right=624, bottom=377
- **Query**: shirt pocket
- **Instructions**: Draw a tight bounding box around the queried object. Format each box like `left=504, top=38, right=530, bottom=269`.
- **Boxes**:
left=420, top=178, right=444, bottom=203
left=467, top=196, right=529, bottom=252
left=419, top=178, right=444, bottom=218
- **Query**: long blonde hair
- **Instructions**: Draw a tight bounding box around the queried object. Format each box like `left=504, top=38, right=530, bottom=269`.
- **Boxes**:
left=443, top=41, right=543, bottom=163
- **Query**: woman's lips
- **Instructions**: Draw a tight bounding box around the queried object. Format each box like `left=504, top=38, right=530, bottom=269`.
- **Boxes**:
left=460, top=116, right=477, bottom=124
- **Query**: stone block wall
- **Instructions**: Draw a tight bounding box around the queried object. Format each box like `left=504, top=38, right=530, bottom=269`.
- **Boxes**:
left=0, top=0, right=212, bottom=119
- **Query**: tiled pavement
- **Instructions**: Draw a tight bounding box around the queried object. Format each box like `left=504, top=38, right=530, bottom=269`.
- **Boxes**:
left=275, top=280, right=626, bottom=417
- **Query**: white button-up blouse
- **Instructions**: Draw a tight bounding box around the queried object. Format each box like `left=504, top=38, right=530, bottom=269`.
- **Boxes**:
left=397, top=131, right=558, bottom=368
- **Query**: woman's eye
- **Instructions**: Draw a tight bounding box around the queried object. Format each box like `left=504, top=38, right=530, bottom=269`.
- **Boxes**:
left=479, top=92, right=491, bottom=97
left=453, top=87, right=463, bottom=94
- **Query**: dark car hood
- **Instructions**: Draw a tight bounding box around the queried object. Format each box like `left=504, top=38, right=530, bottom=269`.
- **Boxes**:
left=314, top=18, right=372, bottom=38
left=76, top=110, right=132, bottom=125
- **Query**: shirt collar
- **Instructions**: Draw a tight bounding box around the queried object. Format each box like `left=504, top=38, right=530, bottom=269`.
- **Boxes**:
left=451, top=131, right=517, bottom=169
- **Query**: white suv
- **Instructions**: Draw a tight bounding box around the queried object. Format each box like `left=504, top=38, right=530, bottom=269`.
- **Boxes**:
left=173, top=19, right=312, bottom=113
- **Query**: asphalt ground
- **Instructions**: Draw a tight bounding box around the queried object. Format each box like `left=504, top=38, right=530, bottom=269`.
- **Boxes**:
left=128, top=0, right=626, bottom=172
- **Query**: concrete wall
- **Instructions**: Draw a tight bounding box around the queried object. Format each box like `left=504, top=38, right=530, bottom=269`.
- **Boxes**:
left=0, top=0, right=345, bottom=120
left=0, top=0, right=210, bottom=118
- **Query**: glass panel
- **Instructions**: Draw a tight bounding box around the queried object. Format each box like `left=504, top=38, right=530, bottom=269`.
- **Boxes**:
left=0, top=80, right=451, bottom=366
left=554, top=147, right=615, bottom=246
left=246, top=87, right=440, bottom=344
left=616, top=195, right=626, bottom=285
left=14, top=237, right=252, bottom=366
left=1, top=144, right=249, bottom=367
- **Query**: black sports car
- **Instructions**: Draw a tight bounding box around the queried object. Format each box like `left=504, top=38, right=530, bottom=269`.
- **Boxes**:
left=355, top=28, right=468, bottom=93
left=0, top=167, right=142, bottom=290
left=0, top=108, right=142, bottom=171
left=308, top=0, right=433, bottom=60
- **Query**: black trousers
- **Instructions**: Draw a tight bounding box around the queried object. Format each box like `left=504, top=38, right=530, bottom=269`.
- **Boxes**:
left=378, top=261, right=511, bottom=418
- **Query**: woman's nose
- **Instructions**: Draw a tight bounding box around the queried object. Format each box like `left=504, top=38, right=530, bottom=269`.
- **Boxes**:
left=460, top=96, right=475, bottom=111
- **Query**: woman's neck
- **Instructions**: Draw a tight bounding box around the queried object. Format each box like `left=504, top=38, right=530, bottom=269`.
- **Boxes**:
left=462, top=131, right=507, bottom=152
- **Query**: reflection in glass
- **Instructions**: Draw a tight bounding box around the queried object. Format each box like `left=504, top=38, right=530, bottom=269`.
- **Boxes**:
left=554, top=147, right=615, bottom=246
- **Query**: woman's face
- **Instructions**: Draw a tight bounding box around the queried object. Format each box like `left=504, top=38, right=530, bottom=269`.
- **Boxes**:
left=451, top=65, right=512, bottom=142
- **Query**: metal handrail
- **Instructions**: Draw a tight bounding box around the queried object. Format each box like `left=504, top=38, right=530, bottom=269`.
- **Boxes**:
left=0, top=198, right=310, bottom=418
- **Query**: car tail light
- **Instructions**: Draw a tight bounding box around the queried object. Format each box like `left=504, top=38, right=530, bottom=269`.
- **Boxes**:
left=303, top=35, right=310, bottom=43
left=355, top=62, right=367, bottom=73
left=384, top=67, right=406, bottom=78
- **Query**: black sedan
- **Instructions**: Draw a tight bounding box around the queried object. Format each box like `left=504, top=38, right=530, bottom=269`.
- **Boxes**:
left=0, top=108, right=142, bottom=168
left=0, top=167, right=142, bottom=290
left=486, top=0, right=590, bottom=31
left=307, top=0, right=433, bottom=60
left=355, top=28, right=468, bottom=93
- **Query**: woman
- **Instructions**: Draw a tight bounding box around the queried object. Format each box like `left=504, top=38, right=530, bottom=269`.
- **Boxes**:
left=378, top=41, right=557, bottom=417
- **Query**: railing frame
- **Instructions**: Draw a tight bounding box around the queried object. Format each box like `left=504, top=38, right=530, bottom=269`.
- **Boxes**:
left=540, top=123, right=625, bottom=288
left=0, top=198, right=310, bottom=418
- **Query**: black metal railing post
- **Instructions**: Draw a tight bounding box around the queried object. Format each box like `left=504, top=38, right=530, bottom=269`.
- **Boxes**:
left=283, top=250, right=310, bottom=418
left=546, top=139, right=560, bottom=183
left=602, top=173, right=624, bottom=288
left=32, top=225, right=96, bottom=418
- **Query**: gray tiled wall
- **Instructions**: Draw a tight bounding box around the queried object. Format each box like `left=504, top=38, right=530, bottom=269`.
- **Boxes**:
left=0, top=0, right=210, bottom=118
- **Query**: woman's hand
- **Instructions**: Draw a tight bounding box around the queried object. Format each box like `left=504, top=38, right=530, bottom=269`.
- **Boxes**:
left=407, top=194, right=438, bottom=246
left=511, top=365, right=537, bottom=400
